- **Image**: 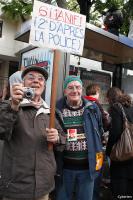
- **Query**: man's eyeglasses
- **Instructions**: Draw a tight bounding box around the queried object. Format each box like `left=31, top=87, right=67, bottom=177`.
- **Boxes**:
left=67, top=85, right=82, bottom=91
left=24, top=74, right=45, bottom=82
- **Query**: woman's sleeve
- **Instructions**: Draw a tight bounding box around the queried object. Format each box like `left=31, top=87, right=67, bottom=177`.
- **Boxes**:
left=106, top=105, right=123, bottom=156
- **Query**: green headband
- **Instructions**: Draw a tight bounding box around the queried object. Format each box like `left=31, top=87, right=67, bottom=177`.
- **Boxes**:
left=64, top=75, right=82, bottom=89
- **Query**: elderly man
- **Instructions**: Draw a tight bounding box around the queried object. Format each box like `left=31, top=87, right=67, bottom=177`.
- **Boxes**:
left=56, top=75, right=103, bottom=200
left=0, top=65, right=66, bottom=200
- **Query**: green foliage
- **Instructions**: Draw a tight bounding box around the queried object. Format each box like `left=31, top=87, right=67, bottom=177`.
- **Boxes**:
left=103, top=0, right=124, bottom=10
left=0, top=0, right=32, bottom=22
left=88, top=0, right=133, bottom=35
left=67, top=0, right=79, bottom=12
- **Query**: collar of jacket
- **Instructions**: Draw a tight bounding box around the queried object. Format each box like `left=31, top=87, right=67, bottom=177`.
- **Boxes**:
left=20, top=98, right=50, bottom=115
left=84, top=96, right=98, bottom=102
left=56, top=97, right=96, bottom=119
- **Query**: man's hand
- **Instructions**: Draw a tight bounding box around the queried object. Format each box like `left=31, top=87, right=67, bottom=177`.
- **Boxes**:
left=10, top=83, right=24, bottom=111
left=46, top=128, right=59, bottom=143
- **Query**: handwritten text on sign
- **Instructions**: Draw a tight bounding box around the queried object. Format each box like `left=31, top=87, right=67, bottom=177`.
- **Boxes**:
left=29, top=0, right=86, bottom=55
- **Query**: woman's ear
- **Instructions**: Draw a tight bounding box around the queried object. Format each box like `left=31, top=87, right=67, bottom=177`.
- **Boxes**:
left=96, top=91, right=100, bottom=98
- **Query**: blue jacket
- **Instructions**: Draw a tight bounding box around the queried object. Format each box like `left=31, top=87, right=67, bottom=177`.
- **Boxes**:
left=56, top=97, right=103, bottom=180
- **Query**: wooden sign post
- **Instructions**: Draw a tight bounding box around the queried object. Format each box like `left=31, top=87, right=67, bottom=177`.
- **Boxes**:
left=48, top=50, right=60, bottom=150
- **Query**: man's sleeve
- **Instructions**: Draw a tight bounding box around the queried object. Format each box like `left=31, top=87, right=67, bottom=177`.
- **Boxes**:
left=0, top=101, right=18, bottom=140
left=54, top=115, right=66, bottom=151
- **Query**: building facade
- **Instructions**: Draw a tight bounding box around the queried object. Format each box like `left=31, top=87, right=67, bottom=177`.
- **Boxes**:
left=0, top=8, right=29, bottom=98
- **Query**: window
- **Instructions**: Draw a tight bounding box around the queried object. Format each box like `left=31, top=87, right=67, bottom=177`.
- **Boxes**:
left=0, top=20, right=3, bottom=38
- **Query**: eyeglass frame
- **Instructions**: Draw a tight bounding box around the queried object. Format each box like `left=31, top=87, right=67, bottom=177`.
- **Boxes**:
left=23, top=73, right=46, bottom=82
left=66, top=85, right=82, bottom=91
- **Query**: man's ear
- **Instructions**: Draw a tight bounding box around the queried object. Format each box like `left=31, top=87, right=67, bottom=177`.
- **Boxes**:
left=64, top=89, right=67, bottom=96
left=43, top=84, right=46, bottom=90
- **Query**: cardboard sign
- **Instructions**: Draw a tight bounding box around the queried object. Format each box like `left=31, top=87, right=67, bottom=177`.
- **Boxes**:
left=21, top=48, right=54, bottom=106
left=29, top=0, right=86, bottom=55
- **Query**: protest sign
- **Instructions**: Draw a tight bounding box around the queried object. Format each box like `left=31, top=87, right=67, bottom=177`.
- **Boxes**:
left=29, top=0, right=86, bottom=55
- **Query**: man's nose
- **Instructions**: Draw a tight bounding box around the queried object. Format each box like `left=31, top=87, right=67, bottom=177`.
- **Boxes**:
left=33, top=77, right=39, bottom=82
left=73, top=87, right=77, bottom=91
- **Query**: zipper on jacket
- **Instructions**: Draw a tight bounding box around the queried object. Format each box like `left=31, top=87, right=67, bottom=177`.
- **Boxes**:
left=56, top=109, right=64, bottom=123
left=94, top=127, right=101, bottom=139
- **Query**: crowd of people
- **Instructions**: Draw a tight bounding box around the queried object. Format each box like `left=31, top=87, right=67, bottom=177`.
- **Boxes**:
left=0, top=65, right=133, bottom=200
